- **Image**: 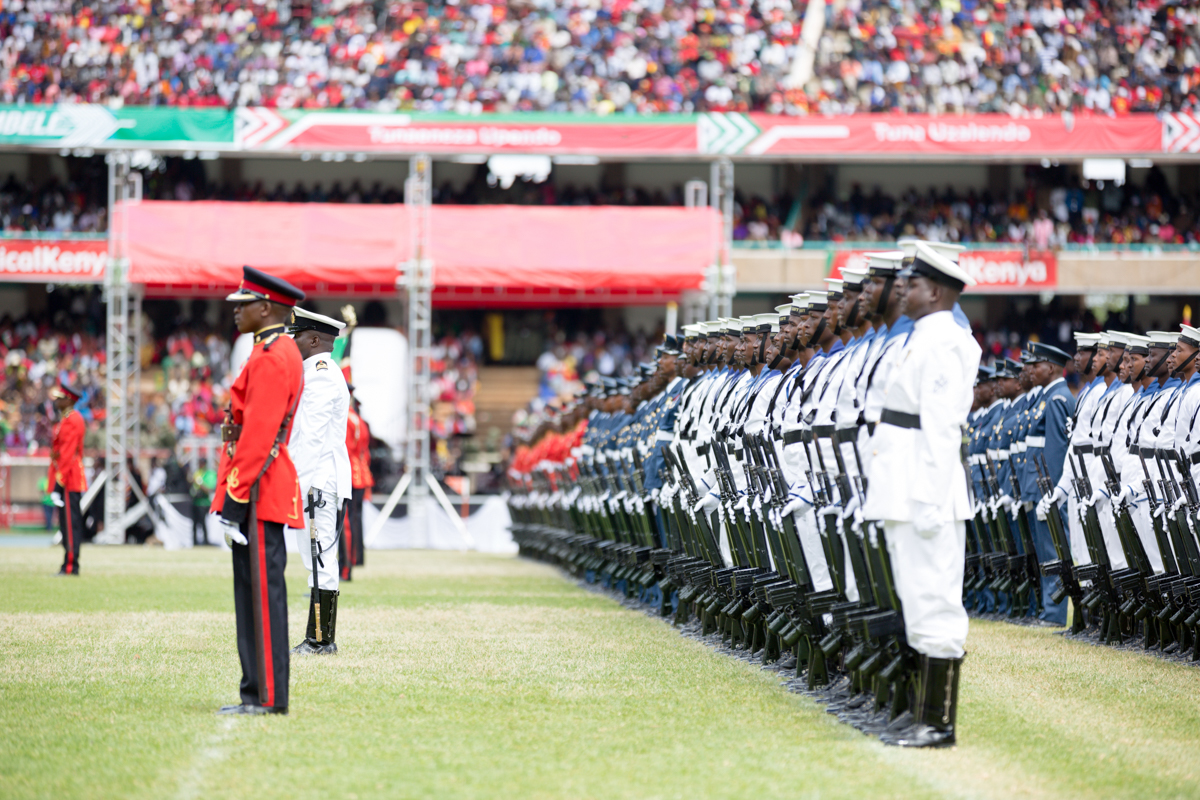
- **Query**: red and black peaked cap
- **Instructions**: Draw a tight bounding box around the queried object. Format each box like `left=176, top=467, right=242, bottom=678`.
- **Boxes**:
left=226, top=266, right=305, bottom=307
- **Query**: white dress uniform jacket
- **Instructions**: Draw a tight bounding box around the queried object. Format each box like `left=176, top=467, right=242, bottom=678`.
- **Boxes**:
left=289, top=353, right=353, bottom=504
left=287, top=352, right=352, bottom=591
left=863, top=310, right=981, bottom=525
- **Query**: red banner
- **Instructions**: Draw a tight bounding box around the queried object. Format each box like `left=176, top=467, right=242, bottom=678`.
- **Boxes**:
left=829, top=248, right=1056, bottom=292
left=263, top=113, right=698, bottom=155
left=0, top=239, right=106, bottom=283
left=746, top=113, right=1160, bottom=157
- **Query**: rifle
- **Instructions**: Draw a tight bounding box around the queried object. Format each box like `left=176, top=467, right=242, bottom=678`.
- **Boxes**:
left=305, top=488, right=327, bottom=644
left=711, top=442, right=754, bottom=566
left=1137, top=447, right=1179, bottom=574
left=983, top=452, right=1025, bottom=607
left=1171, top=448, right=1200, bottom=574
left=1151, top=448, right=1190, bottom=575
left=667, top=445, right=721, bottom=564
left=753, top=432, right=814, bottom=590
left=1005, top=456, right=1042, bottom=613
left=1032, top=455, right=1086, bottom=633
left=1097, top=447, right=1153, bottom=574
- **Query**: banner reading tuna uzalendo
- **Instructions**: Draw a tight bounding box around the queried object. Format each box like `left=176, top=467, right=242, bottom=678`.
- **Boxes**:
left=0, top=105, right=1180, bottom=158
left=829, top=248, right=1056, bottom=293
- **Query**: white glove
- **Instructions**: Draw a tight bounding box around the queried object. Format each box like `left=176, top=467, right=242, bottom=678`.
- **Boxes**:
left=1171, top=494, right=1188, bottom=514
left=993, top=495, right=1015, bottom=514
left=50, top=491, right=64, bottom=508
left=1117, top=483, right=1139, bottom=507
left=781, top=492, right=814, bottom=517
left=1035, top=496, right=1051, bottom=522
left=840, top=494, right=861, bottom=520
left=1152, top=502, right=1166, bottom=519
left=220, top=517, right=247, bottom=547
left=693, top=491, right=720, bottom=515
left=913, top=502, right=945, bottom=533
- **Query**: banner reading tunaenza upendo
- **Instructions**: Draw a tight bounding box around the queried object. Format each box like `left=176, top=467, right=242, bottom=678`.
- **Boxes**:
left=0, top=104, right=1180, bottom=157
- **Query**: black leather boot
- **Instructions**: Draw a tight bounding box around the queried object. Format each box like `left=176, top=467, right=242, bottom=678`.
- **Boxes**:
left=316, top=589, right=339, bottom=654
left=881, top=654, right=962, bottom=748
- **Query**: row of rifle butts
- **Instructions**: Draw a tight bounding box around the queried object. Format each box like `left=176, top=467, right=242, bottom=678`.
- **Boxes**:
left=505, top=240, right=1200, bottom=750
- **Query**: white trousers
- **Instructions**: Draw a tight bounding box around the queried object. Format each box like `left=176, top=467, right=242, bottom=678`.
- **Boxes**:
left=1130, top=502, right=1165, bottom=573
left=289, top=483, right=340, bottom=592
left=884, top=519, right=968, bottom=659
left=1096, top=498, right=1129, bottom=571
left=792, top=507, right=833, bottom=593
left=1065, top=496, right=1091, bottom=566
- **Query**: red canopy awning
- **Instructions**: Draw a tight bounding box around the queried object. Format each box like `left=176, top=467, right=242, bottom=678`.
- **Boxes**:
left=122, top=201, right=717, bottom=302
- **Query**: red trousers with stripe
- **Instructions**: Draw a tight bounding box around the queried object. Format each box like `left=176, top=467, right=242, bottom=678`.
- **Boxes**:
left=59, top=490, right=83, bottom=574
left=232, top=519, right=289, bottom=709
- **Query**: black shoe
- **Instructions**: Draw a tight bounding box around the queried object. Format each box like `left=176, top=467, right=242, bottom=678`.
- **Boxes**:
left=880, top=654, right=962, bottom=748
left=217, top=703, right=287, bottom=716
left=291, top=639, right=324, bottom=655
left=55, top=570, right=80, bottom=577
left=881, top=722, right=956, bottom=747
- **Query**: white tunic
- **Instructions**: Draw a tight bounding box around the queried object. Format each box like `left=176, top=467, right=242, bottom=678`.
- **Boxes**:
left=289, top=352, right=353, bottom=503
left=863, top=310, right=981, bottom=524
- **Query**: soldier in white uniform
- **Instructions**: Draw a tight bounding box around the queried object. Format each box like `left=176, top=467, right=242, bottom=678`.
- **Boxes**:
left=287, top=307, right=354, bottom=655
left=862, top=242, right=982, bottom=748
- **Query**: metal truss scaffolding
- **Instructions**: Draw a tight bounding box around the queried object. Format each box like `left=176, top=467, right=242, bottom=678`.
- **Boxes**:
left=369, top=154, right=473, bottom=549
left=100, top=152, right=143, bottom=545
left=710, top=157, right=737, bottom=319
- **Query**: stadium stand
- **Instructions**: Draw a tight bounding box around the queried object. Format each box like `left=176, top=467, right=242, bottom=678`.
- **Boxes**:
left=2, top=0, right=1197, bottom=114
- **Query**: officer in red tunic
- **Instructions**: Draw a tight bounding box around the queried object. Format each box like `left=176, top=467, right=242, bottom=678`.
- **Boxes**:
left=48, top=383, right=86, bottom=576
left=344, top=390, right=372, bottom=574
left=213, top=267, right=305, bottom=716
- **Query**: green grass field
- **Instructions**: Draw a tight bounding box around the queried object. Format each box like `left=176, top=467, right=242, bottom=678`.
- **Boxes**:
left=2, top=545, right=1200, bottom=800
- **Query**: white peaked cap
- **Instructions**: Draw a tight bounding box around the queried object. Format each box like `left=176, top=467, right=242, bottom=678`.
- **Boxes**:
left=898, top=238, right=967, bottom=260
left=910, top=241, right=976, bottom=287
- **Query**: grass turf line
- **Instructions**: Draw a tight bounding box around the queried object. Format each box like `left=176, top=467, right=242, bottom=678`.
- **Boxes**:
left=1, top=546, right=1199, bottom=800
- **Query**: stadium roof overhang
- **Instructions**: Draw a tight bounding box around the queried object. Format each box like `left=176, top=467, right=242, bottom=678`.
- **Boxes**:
left=122, top=201, right=719, bottom=305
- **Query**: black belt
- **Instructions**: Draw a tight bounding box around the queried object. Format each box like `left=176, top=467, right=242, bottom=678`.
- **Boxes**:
left=1190, top=451, right=1200, bottom=466
left=834, top=428, right=857, bottom=444
left=880, top=409, right=921, bottom=430
left=696, top=443, right=710, bottom=456
left=783, top=430, right=805, bottom=446
left=1093, top=445, right=1110, bottom=456
left=1074, top=444, right=1093, bottom=455
left=813, top=424, right=836, bottom=437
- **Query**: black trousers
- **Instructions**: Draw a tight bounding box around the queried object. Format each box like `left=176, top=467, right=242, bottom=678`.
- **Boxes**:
left=350, top=488, right=365, bottom=566
left=340, top=500, right=353, bottom=582
left=232, top=519, right=289, bottom=709
left=192, top=503, right=208, bottom=545
left=59, top=491, right=83, bottom=574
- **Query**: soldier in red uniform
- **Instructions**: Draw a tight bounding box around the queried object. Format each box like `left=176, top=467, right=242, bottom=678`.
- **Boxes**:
left=213, top=267, right=305, bottom=716
left=344, top=390, right=373, bottom=573
left=48, top=383, right=86, bottom=576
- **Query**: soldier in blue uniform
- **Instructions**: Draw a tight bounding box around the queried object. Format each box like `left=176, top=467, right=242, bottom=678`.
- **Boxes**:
left=1019, top=342, right=1075, bottom=626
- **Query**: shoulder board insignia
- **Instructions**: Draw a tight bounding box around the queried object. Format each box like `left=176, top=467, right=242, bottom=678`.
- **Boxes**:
left=1039, top=401, right=1046, bottom=412
left=1053, top=395, right=1068, bottom=403
left=316, top=360, right=328, bottom=371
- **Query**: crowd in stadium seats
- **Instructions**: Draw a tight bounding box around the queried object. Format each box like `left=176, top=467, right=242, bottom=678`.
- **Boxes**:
left=3, top=0, right=1197, bottom=115
left=796, top=167, right=1196, bottom=245
left=4, top=159, right=1196, bottom=247
left=0, top=309, right=105, bottom=452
